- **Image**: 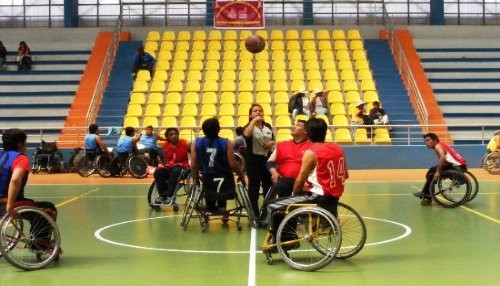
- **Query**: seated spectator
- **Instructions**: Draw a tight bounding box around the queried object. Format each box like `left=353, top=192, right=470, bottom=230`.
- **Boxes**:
left=351, top=100, right=373, bottom=126
left=17, top=41, right=31, bottom=71
left=288, top=89, right=311, bottom=120
left=369, top=101, right=390, bottom=125
left=0, top=41, right=7, bottom=70
left=132, top=46, right=155, bottom=77
left=309, top=89, right=329, bottom=116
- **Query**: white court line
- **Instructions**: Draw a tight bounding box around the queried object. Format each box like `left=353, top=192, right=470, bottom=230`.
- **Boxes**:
left=248, top=227, right=257, bottom=286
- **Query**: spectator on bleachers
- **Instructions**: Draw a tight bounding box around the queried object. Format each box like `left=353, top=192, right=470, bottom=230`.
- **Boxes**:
left=17, top=41, right=31, bottom=71
left=309, top=89, right=329, bottom=116
left=132, top=46, right=155, bottom=77
left=137, top=125, right=166, bottom=166
left=487, top=130, right=500, bottom=153
left=369, top=101, right=390, bottom=125
left=288, top=89, right=311, bottom=120
left=351, top=100, right=373, bottom=126
left=0, top=41, right=7, bottom=70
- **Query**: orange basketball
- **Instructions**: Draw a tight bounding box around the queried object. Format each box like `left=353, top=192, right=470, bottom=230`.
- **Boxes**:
left=245, top=35, right=266, bottom=54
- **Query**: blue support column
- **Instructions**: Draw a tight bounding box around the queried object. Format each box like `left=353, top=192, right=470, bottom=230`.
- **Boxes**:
left=206, top=0, right=214, bottom=26
left=303, top=0, right=313, bottom=25
left=430, top=0, right=445, bottom=25
left=64, top=0, right=78, bottom=27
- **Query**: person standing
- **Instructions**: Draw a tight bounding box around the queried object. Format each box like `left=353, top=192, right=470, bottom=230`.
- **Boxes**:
left=0, top=41, right=7, bottom=70
left=243, top=104, right=275, bottom=217
left=132, top=46, right=156, bottom=77
left=413, top=133, right=467, bottom=205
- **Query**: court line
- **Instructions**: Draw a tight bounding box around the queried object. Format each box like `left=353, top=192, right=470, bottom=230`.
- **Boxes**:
left=460, top=205, right=500, bottom=224
left=55, top=187, right=100, bottom=208
left=248, top=227, right=257, bottom=286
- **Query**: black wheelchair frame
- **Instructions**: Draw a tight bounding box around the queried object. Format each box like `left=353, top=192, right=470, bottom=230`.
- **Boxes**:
left=430, top=168, right=479, bottom=208
left=147, top=167, right=192, bottom=211
left=31, top=140, right=64, bottom=174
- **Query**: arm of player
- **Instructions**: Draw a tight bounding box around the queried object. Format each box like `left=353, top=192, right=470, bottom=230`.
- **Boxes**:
left=266, top=148, right=280, bottom=183
left=227, top=140, right=246, bottom=186
left=6, top=168, right=26, bottom=218
left=292, top=150, right=317, bottom=196
left=434, top=144, right=447, bottom=179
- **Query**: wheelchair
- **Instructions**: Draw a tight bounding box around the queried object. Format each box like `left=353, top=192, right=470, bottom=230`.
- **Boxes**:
left=430, top=168, right=479, bottom=208
left=180, top=182, right=257, bottom=232
left=147, top=167, right=192, bottom=211
left=31, top=140, right=64, bottom=174
left=261, top=202, right=366, bottom=271
left=74, top=149, right=113, bottom=177
left=481, top=151, right=500, bottom=174
left=0, top=206, right=61, bottom=270
left=100, top=152, right=149, bottom=179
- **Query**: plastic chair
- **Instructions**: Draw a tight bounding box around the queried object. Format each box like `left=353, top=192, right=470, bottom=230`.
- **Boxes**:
left=239, top=70, right=253, bottom=81
left=208, top=30, right=222, bottom=41
left=142, top=116, right=159, bottom=128
left=273, top=80, right=289, bottom=92
left=343, top=80, right=359, bottom=92
left=334, top=40, right=348, bottom=51
left=320, top=50, right=334, bottom=61
left=324, top=69, right=339, bottom=81
left=124, top=116, right=140, bottom=128
left=182, top=104, right=199, bottom=117
left=289, top=60, right=303, bottom=71
left=162, top=31, right=175, bottom=41
left=334, top=128, right=353, bottom=144
left=153, top=70, right=168, bottom=82
left=256, top=60, right=269, bottom=70
left=160, top=41, right=174, bottom=52
left=361, top=79, right=376, bottom=92
left=130, top=93, right=146, bottom=105
left=354, top=128, right=372, bottom=144
left=287, top=41, right=301, bottom=51
left=338, top=60, right=353, bottom=71
left=327, top=91, right=344, bottom=104
left=274, top=103, right=291, bottom=117
left=219, top=104, right=236, bottom=116
left=177, top=31, right=191, bottom=41
left=305, top=60, right=320, bottom=71
left=222, top=60, right=236, bottom=71
left=149, top=81, right=166, bottom=93
left=238, top=92, right=254, bottom=104
left=307, top=69, right=322, bottom=81
left=220, top=80, right=236, bottom=92
left=170, top=70, right=185, bottom=81
left=274, top=92, right=289, bottom=104
left=208, top=41, right=222, bottom=51
left=318, top=40, right=332, bottom=51
left=238, top=103, right=252, bottom=116
left=355, top=59, right=370, bottom=71
left=180, top=116, right=197, bottom=128
left=223, top=41, right=237, bottom=51
left=304, top=50, right=318, bottom=61
left=206, top=50, right=220, bottom=61
left=223, top=50, right=237, bottom=60
left=179, top=129, right=196, bottom=141
left=203, top=80, right=219, bottom=93
left=219, top=116, right=235, bottom=128
left=189, top=60, right=204, bottom=71
left=172, top=60, right=187, bottom=71
left=256, top=70, right=270, bottom=81
left=256, top=91, right=272, bottom=104
left=174, top=50, right=188, bottom=61
left=185, top=80, right=200, bottom=93
left=144, top=104, right=161, bottom=117
left=239, top=80, right=254, bottom=93
left=326, top=80, right=341, bottom=91
left=136, top=70, right=151, bottom=82
left=193, top=30, right=206, bottom=41
left=350, top=40, right=364, bottom=51
left=271, top=40, right=285, bottom=51
left=288, top=50, right=302, bottom=61
left=147, top=92, right=164, bottom=105
left=290, top=69, right=305, bottom=81
left=183, top=92, right=200, bottom=104
left=317, top=29, right=330, bottom=40
left=162, top=104, right=180, bottom=117
left=374, top=128, right=392, bottom=144
left=256, top=30, right=268, bottom=40
left=192, top=41, right=206, bottom=52
left=357, top=69, right=373, bottom=81
left=352, top=50, right=367, bottom=61
left=219, top=129, right=235, bottom=140
left=187, top=70, right=202, bottom=81
left=133, top=80, right=148, bottom=93
left=272, top=69, right=287, bottom=81
left=201, top=92, right=218, bottom=104
left=315, top=114, right=330, bottom=125
left=220, top=92, right=236, bottom=104
left=330, top=103, right=346, bottom=116
left=271, top=30, right=284, bottom=40
left=363, top=90, right=380, bottom=103
left=126, top=104, right=143, bottom=117
left=345, top=91, right=361, bottom=104
left=145, top=41, right=158, bottom=52
left=301, top=29, right=315, bottom=40
left=167, top=80, right=183, bottom=93
left=161, top=116, right=178, bottom=128
left=200, top=104, right=217, bottom=117
left=333, top=115, right=349, bottom=127
left=347, top=29, right=361, bottom=40
left=336, top=50, right=351, bottom=61
left=332, top=30, right=346, bottom=40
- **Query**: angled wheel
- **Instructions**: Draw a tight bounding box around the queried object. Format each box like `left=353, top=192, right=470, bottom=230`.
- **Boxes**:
left=147, top=181, right=161, bottom=211
left=181, top=185, right=202, bottom=229
left=237, top=184, right=258, bottom=228
left=336, top=202, right=366, bottom=259
left=463, top=170, right=479, bottom=202
left=0, top=207, right=61, bottom=270
left=259, top=186, right=277, bottom=222
left=108, top=157, right=126, bottom=177
left=277, top=207, right=341, bottom=271
left=484, top=152, right=500, bottom=174
left=96, top=155, right=112, bottom=178
left=76, top=154, right=95, bottom=177
left=128, top=156, right=148, bottom=178
left=431, top=170, right=471, bottom=208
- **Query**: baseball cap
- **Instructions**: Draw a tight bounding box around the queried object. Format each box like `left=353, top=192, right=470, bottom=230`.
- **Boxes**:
left=356, top=100, right=365, bottom=107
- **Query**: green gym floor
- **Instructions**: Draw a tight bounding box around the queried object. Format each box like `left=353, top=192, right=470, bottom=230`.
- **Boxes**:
left=0, top=170, right=498, bottom=286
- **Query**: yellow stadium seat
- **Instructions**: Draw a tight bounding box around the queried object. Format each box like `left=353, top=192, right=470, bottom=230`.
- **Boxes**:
left=164, top=92, right=180, bottom=105
left=144, top=41, right=158, bottom=52
left=320, top=50, right=334, bottom=61
left=162, top=31, right=175, bottom=41
left=345, top=91, right=361, bottom=104
left=334, top=40, right=348, bottom=51
left=220, top=92, right=236, bottom=104
left=303, top=40, right=316, bottom=51
left=177, top=31, right=191, bottom=41
left=256, top=30, right=268, bottom=40
left=208, top=30, right=222, bottom=41
left=238, top=92, right=254, bottom=104
left=224, top=41, right=237, bottom=51
left=136, top=70, right=151, bottom=82
left=291, top=80, right=306, bottom=92
left=206, top=50, right=220, bottom=61
left=326, top=79, right=341, bottom=91
left=308, top=80, right=323, bottom=92
left=317, top=29, right=330, bottom=40
left=355, top=59, right=370, bottom=70
left=155, top=61, right=170, bottom=71
left=256, top=70, right=270, bottom=81
left=124, top=116, right=140, bottom=128
left=190, top=50, right=205, bottom=60
left=343, top=80, right=358, bottom=92
left=333, top=115, right=349, bottom=126
left=161, top=116, right=177, bottom=128
left=126, top=104, right=143, bottom=117
left=219, top=116, right=235, bottom=128
left=238, top=80, right=254, bottom=92
left=149, top=81, right=166, bottom=93
left=352, top=50, right=367, bottom=61
left=170, top=70, right=185, bottom=82
left=238, top=103, right=252, bottom=116
left=147, top=92, right=163, bottom=105
left=185, top=80, right=200, bottom=93
left=286, top=29, right=299, bottom=40
left=256, top=80, right=271, bottom=92
left=289, top=60, right=303, bottom=70
left=305, top=60, right=320, bottom=71
left=276, top=128, right=292, bottom=142
left=219, top=104, right=236, bottom=116
left=222, top=70, right=236, bottom=81
left=183, top=92, right=200, bottom=104
left=350, top=40, right=364, bottom=51
left=223, top=50, right=237, bottom=60
left=193, top=30, right=206, bottom=41
left=208, top=41, right=222, bottom=51
left=240, top=50, right=254, bottom=61
left=224, top=30, right=237, bottom=40
left=332, top=30, right=346, bottom=40
left=160, top=41, right=174, bottom=51
left=239, top=30, right=252, bottom=40
left=237, top=116, right=248, bottom=127
left=239, top=70, right=253, bottom=81
left=347, top=29, right=361, bottom=40
left=256, top=60, right=269, bottom=70
left=274, top=103, right=289, bottom=116
left=315, top=114, right=330, bottom=125
left=255, top=51, right=269, bottom=61
left=307, top=69, right=322, bottom=81
left=205, top=60, right=220, bottom=71
left=354, top=128, right=372, bottom=144
left=222, top=60, right=236, bottom=70
left=363, top=90, right=380, bottom=103
left=142, top=116, right=159, bottom=128
left=374, top=128, right=391, bottom=144
left=341, top=69, right=356, bottom=81
left=144, top=104, right=161, bottom=117
left=201, top=92, right=218, bottom=104
left=167, top=80, right=182, bottom=93
left=324, top=69, right=339, bottom=81
left=239, top=60, right=254, bottom=71
left=271, top=40, right=285, bottom=51
left=322, top=60, right=337, bottom=71
left=304, top=50, right=318, bottom=61
left=200, top=104, right=217, bottom=117
left=192, top=41, right=206, bottom=51
left=301, top=29, right=315, bottom=40
left=271, top=30, right=284, bottom=40
left=187, top=70, right=202, bottom=81
left=256, top=91, right=272, bottom=104
left=133, top=80, right=148, bottom=93
left=273, top=80, right=289, bottom=92
left=201, top=80, right=217, bottom=93
left=152, top=70, right=167, bottom=82
left=330, top=103, right=346, bottom=116
left=336, top=50, right=351, bottom=61
left=357, top=69, right=373, bottom=81
left=157, top=50, right=172, bottom=62
left=174, top=49, right=188, bottom=60
left=180, top=116, right=197, bottom=128
left=220, top=80, right=236, bottom=92
left=338, top=60, right=353, bottom=70
left=334, top=128, right=352, bottom=144
left=172, top=60, right=187, bottom=71
left=179, top=129, right=196, bottom=141
left=361, top=79, right=376, bottom=92
left=130, top=93, right=146, bottom=105
left=318, top=40, right=332, bottom=51
left=272, top=69, right=287, bottom=81
left=290, top=70, right=304, bottom=81
left=274, top=92, right=289, bottom=104
left=327, top=91, right=343, bottom=103
left=182, top=104, right=198, bottom=117
left=286, top=40, right=300, bottom=51
left=189, top=60, right=204, bottom=72
left=219, top=129, right=235, bottom=140
left=275, top=115, right=292, bottom=127
left=288, top=50, right=302, bottom=61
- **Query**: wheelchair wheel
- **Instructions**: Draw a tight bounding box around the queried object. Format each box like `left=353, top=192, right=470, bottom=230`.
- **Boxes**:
left=483, top=152, right=500, bottom=174
left=0, top=207, right=61, bottom=270
left=336, top=202, right=366, bottom=259
left=277, top=206, right=341, bottom=271
left=75, top=154, right=95, bottom=177
left=147, top=181, right=161, bottom=211
left=173, top=171, right=192, bottom=199
left=128, top=156, right=148, bottom=178
left=463, top=170, right=479, bottom=202
left=96, top=155, right=112, bottom=178
left=259, top=186, right=277, bottom=222
left=108, top=157, right=126, bottom=177
left=431, top=170, right=471, bottom=208
left=181, top=185, right=202, bottom=230
left=236, top=184, right=258, bottom=228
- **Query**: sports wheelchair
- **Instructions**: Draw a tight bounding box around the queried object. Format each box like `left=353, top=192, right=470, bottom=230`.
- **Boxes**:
left=74, top=149, right=113, bottom=177
left=31, top=140, right=64, bottom=174
left=481, top=151, right=500, bottom=174
left=99, top=152, right=148, bottom=179
left=430, top=168, right=479, bottom=208
left=147, top=167, right=192, bottom=211
left=261, top=202, right=366, bottom=271
left=180, top=182, right=257, bottom=232
left=0, top=205, right=61, bottom=270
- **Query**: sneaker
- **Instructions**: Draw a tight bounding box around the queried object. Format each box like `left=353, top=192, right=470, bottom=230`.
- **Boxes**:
left=421, top=198, right=432, bottom=206
left=413, top=192, right=422, bottom=199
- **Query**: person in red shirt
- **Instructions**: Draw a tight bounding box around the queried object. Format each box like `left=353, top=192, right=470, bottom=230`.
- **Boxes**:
left=153, top=128, right=191, bottom=204
left=266, top=118, right=349, bottom=246
left=413, top=133, right=467, bottom=205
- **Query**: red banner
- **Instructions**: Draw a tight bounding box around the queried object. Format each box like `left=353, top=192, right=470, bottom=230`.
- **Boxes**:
left=214, top=0, right=265, bottom=29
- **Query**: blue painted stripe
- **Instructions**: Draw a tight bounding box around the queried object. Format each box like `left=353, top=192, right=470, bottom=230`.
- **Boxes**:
left=439, top=101, right=500, bottom=106
left=434, top=88, right=500, bottom=93
left=421, top=58, right=500, bottom=62
left=429, top=78, right=500, bottom=83
left=443, top=113, right=498, bottom=117
left=425, top=68, right=500, bottom=72
left=418, top=48, right=500, bottom=52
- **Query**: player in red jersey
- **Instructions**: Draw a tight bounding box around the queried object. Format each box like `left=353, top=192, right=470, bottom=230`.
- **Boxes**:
left=266, top=118, right=349, bottom=245
left=414, top=133, right=467, bottom=205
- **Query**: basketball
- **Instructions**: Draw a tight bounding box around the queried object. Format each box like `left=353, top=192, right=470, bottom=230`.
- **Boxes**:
left=245, top=35, right=266, bottom=54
